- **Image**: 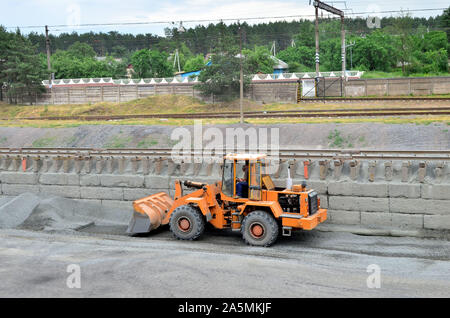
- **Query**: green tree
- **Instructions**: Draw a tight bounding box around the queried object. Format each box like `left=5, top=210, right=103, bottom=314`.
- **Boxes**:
left=294, top=22, right=315, bottom=47
left=407, top=30, right=448, bottom=73
left=242, top=46, right=275, bottom=74
left=320, top=38, right=342, bottom=71
left=108, top=57, right=129, bottom=78
left=422, top=31, right=448, bottom=52
left=67, top=41, right=96, bottom=59
left=0, top=26, right=13, bottom=101
left=392, top=12, right=415, bottom=75
left=130, top=49, right=173, bottom=78
left=111, top=45, right=128, bottom=58
left=1, top=29, right=47, bottom=104
left=197, top=53, right=250, bottom=96
left=51, top=50, right=84, bottom=78
left=413, top=48, right=448, bottom=73
left=210, top=22, right=239, bottom=55
left=439, top=7, right=450, bottom=42
left=277, top=45, right=315, bottom=72
left=51, top=43, right=127, bottom=79
left=23, top=15, right=447, bottom=60
left=183, top=54, right=206, bottom=72
left=351, top=30, right=397, bottom=72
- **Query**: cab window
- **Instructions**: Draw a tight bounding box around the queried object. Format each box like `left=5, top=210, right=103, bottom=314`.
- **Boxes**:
left=222, top=159, right=234, bottom=197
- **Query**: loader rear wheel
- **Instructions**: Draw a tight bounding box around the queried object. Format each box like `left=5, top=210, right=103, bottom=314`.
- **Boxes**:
left=241, top=211, right=279, bottom=247
left=169, top=205, right=205, bottom=241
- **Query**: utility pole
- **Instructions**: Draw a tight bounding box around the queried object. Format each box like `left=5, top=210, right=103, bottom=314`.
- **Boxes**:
left=270, top=41, right=276, bottom=56
left=341, top=15, right=346, bottom=78
left=312, top=1, right=345, bottom=96
left=239, top=25, right=244, bottom=124
left=345, top=41, right=355, bottom=69
left=173, top=49, right=181, bottom=73
left=45, top=25, right=53, bottom=88
left=45, top=25, right=52, bottom=83
left=314, top=5, right=320, bottom=78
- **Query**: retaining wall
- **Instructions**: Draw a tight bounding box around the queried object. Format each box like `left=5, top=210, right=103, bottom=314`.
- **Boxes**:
left=1, top=83, right=298, bottom=105
left=345, top=76, right=450, bottom=97
left=3, top=76, right=449, bottom=105
left=0, top=155, right=449, bottom=238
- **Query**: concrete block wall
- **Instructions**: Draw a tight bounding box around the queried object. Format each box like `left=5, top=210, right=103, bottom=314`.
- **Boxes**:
left=276, top=159, right=450, bottom=238
left=345, top=76, right=450, bottom=97
left=39, top=84, right=199, bottom=105
left=245, top=83, right=298, bottom=103
left=21, top=83, right=298, bottom=105
left=9, top=76, right=448, bottom=105
left=0, top=155, right=449, bottom=238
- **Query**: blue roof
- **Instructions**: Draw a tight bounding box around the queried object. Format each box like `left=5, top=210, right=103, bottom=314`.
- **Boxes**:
left=180, top=60, right=211, bottom=78
left=180, top=70, right=202, bottom=78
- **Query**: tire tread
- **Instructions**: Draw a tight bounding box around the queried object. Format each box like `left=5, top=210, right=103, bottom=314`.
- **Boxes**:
left=169, top=205, right=205, bottom=241
left=241, top=211, right=279, bottom=247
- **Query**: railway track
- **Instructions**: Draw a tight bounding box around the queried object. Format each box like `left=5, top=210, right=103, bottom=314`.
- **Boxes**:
left=1, top=148, right=449, bottom=161
left=299, top=97, right=450, bottom=102
left=3, top=106, right=450, bottom=121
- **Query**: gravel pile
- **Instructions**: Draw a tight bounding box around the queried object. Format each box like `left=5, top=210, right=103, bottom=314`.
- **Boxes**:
left=0, top=193, right=130, bottom=232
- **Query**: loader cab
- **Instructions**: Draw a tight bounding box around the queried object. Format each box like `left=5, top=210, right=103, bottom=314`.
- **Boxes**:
left=221, top=154, right=266, bottom=201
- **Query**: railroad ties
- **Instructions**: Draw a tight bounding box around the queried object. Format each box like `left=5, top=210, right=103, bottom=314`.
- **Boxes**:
left=0, top=148, right=448, bottom=183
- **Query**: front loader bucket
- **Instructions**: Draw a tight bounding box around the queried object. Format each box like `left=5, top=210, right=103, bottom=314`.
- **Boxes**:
left=126, top=192, right=174, bottom=234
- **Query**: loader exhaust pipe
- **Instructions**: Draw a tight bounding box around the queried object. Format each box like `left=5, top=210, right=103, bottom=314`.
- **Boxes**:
left=183, top=180, right=206, bottom=189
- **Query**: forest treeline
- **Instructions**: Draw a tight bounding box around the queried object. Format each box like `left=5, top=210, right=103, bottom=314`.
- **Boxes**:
left=30, top=11, right=450, bottom=77
left=0, top=9, right=449, bottom=103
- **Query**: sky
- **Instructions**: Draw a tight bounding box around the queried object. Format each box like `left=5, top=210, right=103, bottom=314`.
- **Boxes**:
left=1, top=0, right=448, bottom=36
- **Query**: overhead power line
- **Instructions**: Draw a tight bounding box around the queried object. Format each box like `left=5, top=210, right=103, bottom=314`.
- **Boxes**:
left=5, top=7, right=447, bottom=30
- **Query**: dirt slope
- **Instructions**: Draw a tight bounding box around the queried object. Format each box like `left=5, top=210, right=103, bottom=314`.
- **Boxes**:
left=0, top=122, right=449, bottom=150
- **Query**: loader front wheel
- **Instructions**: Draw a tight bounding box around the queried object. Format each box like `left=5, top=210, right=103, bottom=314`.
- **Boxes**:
left=169, top=205, right=205, bottom=241
left=241, top=211, right=279, bottom=247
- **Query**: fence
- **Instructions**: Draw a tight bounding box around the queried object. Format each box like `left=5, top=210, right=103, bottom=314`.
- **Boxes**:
left=1, top=82, right=300, bottom=105
left=2, top=76, right=450, bottom=106
left=299, top=77, right=344, bottom=99
left=345, top=76, right=450, bottom=96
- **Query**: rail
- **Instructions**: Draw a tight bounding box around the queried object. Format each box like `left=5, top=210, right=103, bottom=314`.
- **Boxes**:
left=3, top=105, right=450, bottom=121
left=0, top=148, right=449, bottom=161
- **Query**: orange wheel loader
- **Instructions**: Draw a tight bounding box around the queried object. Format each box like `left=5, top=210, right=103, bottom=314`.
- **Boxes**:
left=127, top=154, right=327, bottom=246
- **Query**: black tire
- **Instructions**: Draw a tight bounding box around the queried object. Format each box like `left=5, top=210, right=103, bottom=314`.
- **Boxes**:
left=169, top=205, right=205, bottom=241
left=241, top=211, right=279, bottom=247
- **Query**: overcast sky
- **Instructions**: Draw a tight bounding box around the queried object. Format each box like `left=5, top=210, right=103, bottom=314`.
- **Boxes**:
left=1, top=0, right=448, bottom=36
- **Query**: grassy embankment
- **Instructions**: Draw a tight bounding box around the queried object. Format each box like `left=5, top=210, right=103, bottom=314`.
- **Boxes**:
left=0, top=95, right=449, bottom=128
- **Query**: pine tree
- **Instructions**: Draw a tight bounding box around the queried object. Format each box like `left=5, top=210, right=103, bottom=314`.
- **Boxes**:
left=2, top=29, right=47, bottom=104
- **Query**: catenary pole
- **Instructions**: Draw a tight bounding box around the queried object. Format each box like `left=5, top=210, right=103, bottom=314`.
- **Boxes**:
left=239, top=25, right=244, bottom=124
left=45, top=25, right=52, bottom=82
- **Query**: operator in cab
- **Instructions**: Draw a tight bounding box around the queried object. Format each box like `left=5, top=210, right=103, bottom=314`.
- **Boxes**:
left=236, top=161, right=249, bottom=198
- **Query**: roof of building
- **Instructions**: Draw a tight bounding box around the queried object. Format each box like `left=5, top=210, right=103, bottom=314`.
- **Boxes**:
left=95, top=56, right=122, bottom=63
left=271, top=56, right=289, bottom=69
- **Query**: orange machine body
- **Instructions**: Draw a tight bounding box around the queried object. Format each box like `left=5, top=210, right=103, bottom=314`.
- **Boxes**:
left=129, top=154, right=327, bottom=237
